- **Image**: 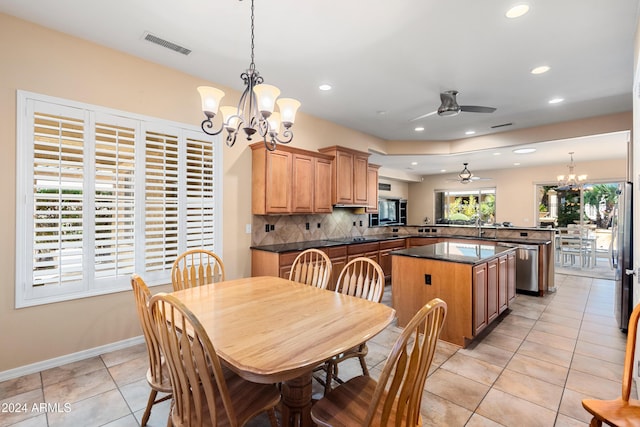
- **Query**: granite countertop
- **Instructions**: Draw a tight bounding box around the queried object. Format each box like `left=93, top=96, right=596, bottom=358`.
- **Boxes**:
left=390, top=242, right=516, bottom=265
left=250, top=234, right=550, bottom=253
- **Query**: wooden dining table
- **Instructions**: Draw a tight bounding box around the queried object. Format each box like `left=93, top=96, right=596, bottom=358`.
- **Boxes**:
left=168, top=275, right=396, bottom=427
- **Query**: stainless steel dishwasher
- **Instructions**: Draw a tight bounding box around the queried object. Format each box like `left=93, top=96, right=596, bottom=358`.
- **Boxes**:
left=505, top=243, right=539, bottom=293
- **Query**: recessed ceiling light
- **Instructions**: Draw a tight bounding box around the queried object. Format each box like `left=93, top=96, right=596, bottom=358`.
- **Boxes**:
left=506, top=4, right=530, bottom=18
left=411, top=161, right=418, bottom=166
left=493, top=152, right=502, bottom=156
left=440, top=169, right=447, bottom=173
left=513, top=147, right=536, bottom=154
left=513, top=162, right=521, bottom=166
left=549, top=97, right=564, bottom=104
left=531, top=65, right=550, bottom=75
left=465, top=130, right=476, bottom=135
left=376, top=110, right=387, bottom=115
left=414, top=127, right=425, bottom=132
left=318, top=84, right=332, bottom=91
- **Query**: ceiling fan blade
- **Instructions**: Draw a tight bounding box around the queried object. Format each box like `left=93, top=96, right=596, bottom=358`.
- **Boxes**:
left=409, top=110, right=438, bottom=121
left=460, top=105, right=496, bottom=113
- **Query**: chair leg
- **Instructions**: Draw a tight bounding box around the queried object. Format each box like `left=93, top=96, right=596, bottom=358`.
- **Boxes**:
left=324, top=361, right=335, bottom=395
left=267, top=408, right=280, bottom=427
left=589, top=417, right=602, bottom=427
left=358, top=343, right=369, bottom=376
left=142, top=389, right=158, bottom=426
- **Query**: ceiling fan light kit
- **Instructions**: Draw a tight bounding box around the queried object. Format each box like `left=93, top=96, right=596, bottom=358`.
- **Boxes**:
left=411, top=90, right=496, bottom=122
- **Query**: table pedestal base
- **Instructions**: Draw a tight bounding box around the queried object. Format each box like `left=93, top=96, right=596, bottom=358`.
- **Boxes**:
left=281, top=372, right=313, bottom=427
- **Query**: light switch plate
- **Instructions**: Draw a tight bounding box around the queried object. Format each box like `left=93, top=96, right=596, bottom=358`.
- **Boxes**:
left=245, top=224, right=251, bottom=234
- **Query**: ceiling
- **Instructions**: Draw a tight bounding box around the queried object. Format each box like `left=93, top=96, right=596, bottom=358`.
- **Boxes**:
left=1, top=0, right=638, bottom=175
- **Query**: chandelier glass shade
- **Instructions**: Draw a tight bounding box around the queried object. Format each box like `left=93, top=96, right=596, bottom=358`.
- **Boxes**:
left=197, top=0, right=300, bottom=151
left=556, top=152, right=587, bottom=190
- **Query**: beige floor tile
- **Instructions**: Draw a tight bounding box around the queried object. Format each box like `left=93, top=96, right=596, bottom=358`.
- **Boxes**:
left=0, top=388, right=44, bottom=427
left=492, top=369, right=564, bottom=411
left=490, top=321, right=533, bottom=340
left=107, top=355, right=149, bottom=388
left=464, top=413, right=507, bottom=427
left=554, top=413, right=590, bottom=426
left=543, top=305, right=584, bottom=320
left=0, top=373, right=41, bottom=399
left=570, top=353, right=624, bottom=382
left=525, top=329, right=577, bottom=352
left=578, top=329, right=626, bottom=351
left=505, top=353, right=569, bottom=387
left=419, top=391, right=473, bottom=427
left=440, top=352, right=504, bottom=386
left=532, top=319, right=580, bottom=340
left=517, top=340, right=574, bottom=368
left=47, top=389, right=130, bottom=427
left=579, top=318, right=622, bottom=336
left=475, top=388, right=557, bottom=427
left=538, top=312, right=583, bottom=329
left=582, top=312, right=618, bottom=328
left=425, top=368, right=489, bottom=411
left=100, top=343, right=147, bottom=368
left=457, top=341, right=514, bottom=368
left=132, top=398, right=172, bottom=427
left=6, top=414, right=49, bottom=427
left=40, top=357, right=105, bottom=387
left=43, top=368, right=116, bottom=405
left=558, top=388, right=594, bottom=424
left=573, top=340, right=626, bottom=365
left=475, top=330, right=523, bottom=352
left=102, top=415, right=140, bottom=427
left=564, top=369, right=621, bottom=400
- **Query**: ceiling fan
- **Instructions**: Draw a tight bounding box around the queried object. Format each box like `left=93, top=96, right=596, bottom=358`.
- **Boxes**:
left=410, top=90, right=496, bottom=121
left=446, top=163, right=492, bottom=184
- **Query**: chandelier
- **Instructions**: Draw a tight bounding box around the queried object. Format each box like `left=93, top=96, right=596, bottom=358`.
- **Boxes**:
left=556, top=152, right=587, bottom=190
left=197, top=0, right=300, bottom=151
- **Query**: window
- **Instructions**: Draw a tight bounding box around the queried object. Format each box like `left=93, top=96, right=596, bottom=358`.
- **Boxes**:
left=434, top=188, right=496, bottom=224
left=16, top=91, right=222, bottom=307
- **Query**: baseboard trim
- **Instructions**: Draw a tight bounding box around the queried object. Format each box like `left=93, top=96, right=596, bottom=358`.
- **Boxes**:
left=0, top=336, right=145, bottom=382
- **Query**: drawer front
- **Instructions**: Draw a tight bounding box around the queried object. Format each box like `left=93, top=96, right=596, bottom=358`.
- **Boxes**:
left=347, top=242, right=380, bottom=255
left=379, top=239, right=406, bottom=250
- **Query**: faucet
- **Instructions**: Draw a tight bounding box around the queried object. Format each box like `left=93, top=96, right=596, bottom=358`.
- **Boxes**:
left=475, top=216, right=485, bottom=238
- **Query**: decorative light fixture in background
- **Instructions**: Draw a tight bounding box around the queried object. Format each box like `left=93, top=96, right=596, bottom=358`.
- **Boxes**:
left=459, top=163, right=473, bottom=184
left=556, top=152, right=587, bottom=190
left=197, top=0, right=300, bottom=151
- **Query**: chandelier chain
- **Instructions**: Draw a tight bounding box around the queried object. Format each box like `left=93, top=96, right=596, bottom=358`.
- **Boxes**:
left=249, top=0, right=255, bottom=71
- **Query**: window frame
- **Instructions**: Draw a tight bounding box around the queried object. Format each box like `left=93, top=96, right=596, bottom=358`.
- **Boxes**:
left=15, top=90, right=223, bottom=308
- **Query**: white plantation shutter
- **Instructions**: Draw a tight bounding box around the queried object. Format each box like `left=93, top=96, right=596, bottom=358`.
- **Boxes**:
left=144, top=130, right=180, bottom=272
left=32, top=109, right=85, bottom=290
left=94, top=119, right=136, bottom=280
left=16, top=91, right=222, bottom=307
left=185, top=133, right=216, bottom=249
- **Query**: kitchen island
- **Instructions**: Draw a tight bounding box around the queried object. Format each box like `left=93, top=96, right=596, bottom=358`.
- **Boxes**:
left=391, top=241, right=516, bottom=348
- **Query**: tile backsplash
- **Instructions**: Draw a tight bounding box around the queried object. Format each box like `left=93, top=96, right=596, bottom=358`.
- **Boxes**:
left=252, top=209, right=370, bottom=246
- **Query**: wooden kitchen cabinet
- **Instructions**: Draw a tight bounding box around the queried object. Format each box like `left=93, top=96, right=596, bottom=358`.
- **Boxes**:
left=365, top=164, right=380, bottom=213
left=325, top=246, right=347, bottom=291
left=507, top=251, right=516, bottom=304
left=473, top=263, right=488, bottom=335
left=487, top=258, right=499, bottom=324
left=498, top=254, right=508, bottom=314
left=251, top=143, right=334, bottom=214
left=407, top=237, right=440, bottom=247
left=347, top=242, right=379, bottom=264
left=318, top=146, right=370, bottom=206
left=379, top=238, right=406, bottom=280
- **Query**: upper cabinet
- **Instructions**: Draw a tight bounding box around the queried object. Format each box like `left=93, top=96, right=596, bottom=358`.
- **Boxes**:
left=251, top=143, right=334, bottom=215
left=365, top=164, right=380, bottom=213
left=318, top=146, right=371, bottom=207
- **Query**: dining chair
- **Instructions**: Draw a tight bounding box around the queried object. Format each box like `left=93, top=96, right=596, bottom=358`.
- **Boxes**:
left=149, top=292, right=281, bottom=427
left=289, top=248, right=332, bottom=289
left=316, top=256, right=386, bottom=394
left=130, top=274, right=172, bottom=426
left=171, top=248, right=225, bottom=291
left=581, top=302, right=640, bottom=426
left=311, top=298, right=447, bottom=426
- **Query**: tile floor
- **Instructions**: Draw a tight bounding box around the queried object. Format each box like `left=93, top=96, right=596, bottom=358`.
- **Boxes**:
left=0, top=272, right=630, bottom=427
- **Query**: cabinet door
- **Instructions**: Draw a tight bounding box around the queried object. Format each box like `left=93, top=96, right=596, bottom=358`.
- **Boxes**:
left=291, top=153, right=314, bottom=213
left=365, top=165, right=380, bottom=213
left=498, top=255, right=508, bottom=314
left=487, top=258, right=499, bottom=323
left=379, top=239, right=406, bottom=279
left=507, top=251, right=516, bottom=304
left=265, top=150, right=292, bottom=213
left=335, top=150, right=354, bottom=204
left=314, top=157, right=333, bottom=213
left=353, top=154, right=369, bottom=205
left=473, top=263, right=488, bottom=335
